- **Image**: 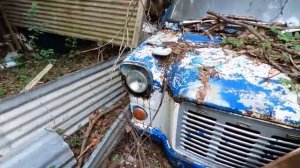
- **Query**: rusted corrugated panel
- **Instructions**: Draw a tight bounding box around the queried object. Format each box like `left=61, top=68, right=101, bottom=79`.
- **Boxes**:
left=0, top=55, right=126, bottom=167
left=1, top=0, right=145, bottom=48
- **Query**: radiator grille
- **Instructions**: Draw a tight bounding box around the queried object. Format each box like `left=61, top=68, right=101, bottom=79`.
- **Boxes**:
left=178, top=107, right=300, bottom=168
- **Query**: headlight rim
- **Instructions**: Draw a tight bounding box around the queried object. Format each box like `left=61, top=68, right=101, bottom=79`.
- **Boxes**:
left=120, top=63, right=153, bottom=96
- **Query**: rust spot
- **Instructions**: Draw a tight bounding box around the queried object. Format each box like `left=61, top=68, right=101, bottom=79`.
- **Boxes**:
left=197, top=67, right=219, bottom=103
left=245, top=110, right=254, bottom=117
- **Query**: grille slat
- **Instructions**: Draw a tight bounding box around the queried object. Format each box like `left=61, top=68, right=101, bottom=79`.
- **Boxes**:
left=178, top=107, right=300, bottom=168
left=181, top=133, right=268, bottom=165
left=182, top=125, right=285, bottom=157
left=181, top=131, right=274, bottom=163
left=183, top=115, right=297, bottom=152
left=181, top=139, right=260, bottom=167
left=180, top=142, right=236, bottom=168
left=184, top=111, right=300, bottom=148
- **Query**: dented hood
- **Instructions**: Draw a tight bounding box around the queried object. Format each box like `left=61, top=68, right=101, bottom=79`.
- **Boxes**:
left=123, top=31, right=300, bottom=127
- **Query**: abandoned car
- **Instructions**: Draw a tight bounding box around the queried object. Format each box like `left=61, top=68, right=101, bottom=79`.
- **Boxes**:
left=120, top=0, right=300, bottom=167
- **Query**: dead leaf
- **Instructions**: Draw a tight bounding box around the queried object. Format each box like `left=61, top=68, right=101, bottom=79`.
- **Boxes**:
left=268, top=68, right=280, bottom=77
left=125, top=125, right=132, bottom=133
left=172, top=48, right=181, bottom=55
left=126, top=155, right=136, bottom=163
left=245, top=110, right=253, bottom=117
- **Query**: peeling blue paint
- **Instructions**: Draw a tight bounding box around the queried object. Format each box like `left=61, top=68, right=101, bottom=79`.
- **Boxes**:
left=122, top=31, right=300, bottom=127
left=168, top=62, right=200, bottom=95
left=181, top=32, right=222, bottom=43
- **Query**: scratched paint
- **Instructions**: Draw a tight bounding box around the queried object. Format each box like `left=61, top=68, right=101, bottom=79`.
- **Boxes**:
left=122, top=31, right=300, bottom=127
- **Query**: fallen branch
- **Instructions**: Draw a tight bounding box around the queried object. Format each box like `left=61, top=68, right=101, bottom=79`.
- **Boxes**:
left=76, top=101, right=124, bottom=168
left=272, top=43, right=300, bottom=57
left=76, top=138, right=100, bottom=160
left=21, top=64, right=53, bottom=92
left=207, top=11, right=265, bottom=41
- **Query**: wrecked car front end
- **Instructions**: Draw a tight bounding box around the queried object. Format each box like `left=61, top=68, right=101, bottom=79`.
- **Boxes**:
left=120, top=0, right=300, bottom=167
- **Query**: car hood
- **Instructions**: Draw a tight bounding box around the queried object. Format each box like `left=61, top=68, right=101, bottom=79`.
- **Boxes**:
left=122, top=31, right=300, bottom=127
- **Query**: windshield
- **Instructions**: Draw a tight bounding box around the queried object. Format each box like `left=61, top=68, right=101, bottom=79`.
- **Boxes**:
left=167, top=0, right=300, bottom=26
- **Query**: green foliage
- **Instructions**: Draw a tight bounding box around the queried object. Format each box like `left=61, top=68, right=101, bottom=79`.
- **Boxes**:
left=277, top=32, right=295, bottom=43
left=34, top=48, right=54, bottom=60
left=0, top=88, right=7, bottom=98
left=294, top=45, right=300, bottom=52
left=65, top=37, right=78, bottom=57
left=55, top=128, right=64, bottom=136
left=48, top=165, right=56, bottom=168
left=259, top=42, right=272, bottom=50
left=221, top=37, right=244, bottom=48
left=27, top=2, right=55, bottom=61
left=280, top=79, right=300, bottom=94
left=69, top=136, right=81, bottom=147
left=270, top=26, right=297, bottom=43
left=65, top=37, right=78, bottom=49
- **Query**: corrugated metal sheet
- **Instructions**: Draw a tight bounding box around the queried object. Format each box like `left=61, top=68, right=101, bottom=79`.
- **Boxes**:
left=1, top=0, right=145, bottom=48
left=83, top=106, right=130, bottom=168
left=0, top=55, right=126, bottom=167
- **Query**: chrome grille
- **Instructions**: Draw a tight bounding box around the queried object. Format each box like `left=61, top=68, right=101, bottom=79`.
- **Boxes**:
left=177, top=105, right=300, bottom=168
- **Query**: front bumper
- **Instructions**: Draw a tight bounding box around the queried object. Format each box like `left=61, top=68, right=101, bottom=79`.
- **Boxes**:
left=144, top=127, right=206, bottom=168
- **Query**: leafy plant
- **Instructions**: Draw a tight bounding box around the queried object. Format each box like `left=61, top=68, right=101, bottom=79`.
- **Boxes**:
left=34, top=48, right=54, bottom=60
left=259, top=42, right=272, bottom=50
left=55, top=128, right=64, bottom=136
left=0, top=88, right=7, bottom=98
left=65, top=37, right=78, bottom=49
left=221, top=37, right=244, bottom=48
left=69, top=136, right=81, bottom=147
left=270, top=26, right=296, bottom=43
left=65, top=37, right=78, bottom=57
left=27, top=2, right=55, bottom=61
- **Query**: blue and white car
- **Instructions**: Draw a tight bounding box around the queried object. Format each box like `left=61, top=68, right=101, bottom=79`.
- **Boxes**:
left=120, top=0, right=300, bottom=167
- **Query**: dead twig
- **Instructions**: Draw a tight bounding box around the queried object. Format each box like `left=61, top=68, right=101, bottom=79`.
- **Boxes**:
left=207, top=11, right=265, bottom=41
left=77, top=138, right=100, bottom=160
left=76, top=101, right=124, bottom=168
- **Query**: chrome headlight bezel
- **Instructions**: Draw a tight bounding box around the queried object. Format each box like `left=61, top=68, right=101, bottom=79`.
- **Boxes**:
left=120, top=63, right=152, bottom=96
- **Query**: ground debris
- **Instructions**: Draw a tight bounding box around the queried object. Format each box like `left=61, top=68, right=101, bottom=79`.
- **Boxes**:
left=105, top=132, right=172, bottom=168
left=66, top=96, right=129, bottom=167
left=185, top=11, right=300, bottom=83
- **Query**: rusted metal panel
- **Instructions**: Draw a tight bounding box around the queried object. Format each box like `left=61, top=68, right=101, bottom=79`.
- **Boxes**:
left=0, top=55, right=126, bottom=167
left=1, top=0, right=145, bottom=48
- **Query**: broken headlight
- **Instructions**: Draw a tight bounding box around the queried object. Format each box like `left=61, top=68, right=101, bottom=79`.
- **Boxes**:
left=120, top=64, right=152, bottom=95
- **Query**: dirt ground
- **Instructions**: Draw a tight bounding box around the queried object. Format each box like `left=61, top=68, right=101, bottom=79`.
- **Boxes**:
left=0, top=45, right=119, bottom=99
left=106, top=133, right=172, bottom=168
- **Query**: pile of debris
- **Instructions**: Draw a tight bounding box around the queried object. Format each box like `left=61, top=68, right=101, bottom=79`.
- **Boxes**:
left=183, top=11, right=300, bottom=82
left=66, top=97, right=129, bottom=168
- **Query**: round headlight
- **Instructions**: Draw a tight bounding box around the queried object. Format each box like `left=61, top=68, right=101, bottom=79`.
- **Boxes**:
left=126, top=70, right=149, bottom=93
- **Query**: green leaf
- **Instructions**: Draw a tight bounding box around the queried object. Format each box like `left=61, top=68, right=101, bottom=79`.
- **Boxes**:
left=294, top=45, right=300, bottom=52
left=270, top=26, right=279, bottom=34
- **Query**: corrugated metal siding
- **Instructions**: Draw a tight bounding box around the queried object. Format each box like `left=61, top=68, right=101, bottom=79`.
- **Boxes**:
left=0, top=55, right=126, bottom=167
left=1, top=0, right=145, bottom=48
left=83, top=106, right=129, bottom=168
